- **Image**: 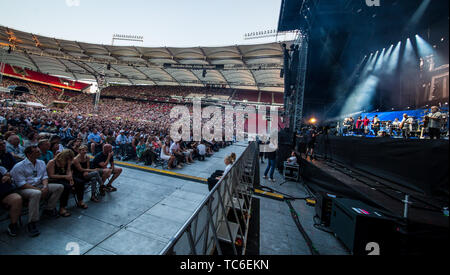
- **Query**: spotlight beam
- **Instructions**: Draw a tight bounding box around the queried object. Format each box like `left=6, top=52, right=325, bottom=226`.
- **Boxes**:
left=374, top=48, right=386, bottom=72
left=407, top=0, right=432, bottom=30
left=415, top=35, right=435, bottom=58
left=401, top=38, right=417, bottom=69
left=386, top=41, right=401, bottom=74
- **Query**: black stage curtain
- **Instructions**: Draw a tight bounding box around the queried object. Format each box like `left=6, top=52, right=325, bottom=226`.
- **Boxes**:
left=314, top=135, right=448, bottom=196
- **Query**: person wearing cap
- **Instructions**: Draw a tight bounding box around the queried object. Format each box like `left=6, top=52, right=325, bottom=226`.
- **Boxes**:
left=427, top=106, right=442, bottom=140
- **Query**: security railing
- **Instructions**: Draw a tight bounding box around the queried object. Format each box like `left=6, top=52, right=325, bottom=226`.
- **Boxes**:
left=159, top=142, right=259, bottom=255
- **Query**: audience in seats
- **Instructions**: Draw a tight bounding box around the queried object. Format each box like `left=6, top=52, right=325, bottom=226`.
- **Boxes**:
left=46, top=149, right=76, bottom=218
left=6, top=135, right=25, bottom=162
left=91, top=144, right=122, bottom=194
left=37, top=139, right=53, bottom=164
left=10, top=146, right=64, bottom=237
left=72, top=145, right=103, bottom=205
left=1, top=165, right=22, bottom=237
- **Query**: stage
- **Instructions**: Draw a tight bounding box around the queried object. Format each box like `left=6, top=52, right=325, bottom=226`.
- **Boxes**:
left=299, top=135, right=449, bottom=254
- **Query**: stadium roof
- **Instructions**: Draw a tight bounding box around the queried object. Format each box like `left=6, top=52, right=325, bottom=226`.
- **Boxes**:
left=0, top=26, right=293, bottom=92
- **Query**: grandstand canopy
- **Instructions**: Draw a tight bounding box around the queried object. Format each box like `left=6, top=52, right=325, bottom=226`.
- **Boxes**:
left=0, top=26, right=293, bottom=92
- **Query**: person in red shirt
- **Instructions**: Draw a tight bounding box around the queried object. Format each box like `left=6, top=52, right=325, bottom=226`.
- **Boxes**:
left=363, top=116, right=370, bottom=135
left=356, top=117, right=363, bottom=135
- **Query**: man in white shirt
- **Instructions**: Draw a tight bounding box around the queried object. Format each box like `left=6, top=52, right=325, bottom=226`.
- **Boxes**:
left=115, top=130, right=128, bottom=159
left=197, top=141, right=206, bottom=161
left=287, top=152, right=297, bottom=165
left=400, top=114, right=414, bottom=139
left=427, top=106, right=442, bottom=139
left=10, top=146, right=64, bottom=237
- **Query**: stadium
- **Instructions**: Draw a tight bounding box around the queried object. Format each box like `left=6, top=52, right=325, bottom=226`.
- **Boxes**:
left=0, top=0, right=448, bottom=259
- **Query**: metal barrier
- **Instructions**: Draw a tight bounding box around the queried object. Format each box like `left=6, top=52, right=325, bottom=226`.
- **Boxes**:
left=159, top=142, right=259, bottom=255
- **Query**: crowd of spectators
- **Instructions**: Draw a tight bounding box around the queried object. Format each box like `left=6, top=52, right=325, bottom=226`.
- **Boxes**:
left=1, top=77, right=63, bottom=106
left=101, top=85, right=234, bottom=102
left=101, top=85, right=279, bottom=105
left=0, top=79, right=242, bottom=239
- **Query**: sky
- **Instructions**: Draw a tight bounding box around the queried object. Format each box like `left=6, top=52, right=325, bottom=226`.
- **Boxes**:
left=0, top=0, right=293, bottom=47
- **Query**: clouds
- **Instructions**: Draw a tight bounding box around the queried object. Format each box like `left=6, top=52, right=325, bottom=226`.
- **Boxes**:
left=65, top=0, right=80, bottom=7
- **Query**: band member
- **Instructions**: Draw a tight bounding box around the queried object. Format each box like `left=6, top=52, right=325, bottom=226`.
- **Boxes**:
left=391, top=118, right=400, bottom=136
left=400, top=114, right=414, bottom=139
left=355, top=117, right=363, bottom=135
left=342, top=118, right=351, bottom=135
left=427, top=106, right=442, bottom=140
left=363, top=116, right=370, bottom=135
left=392, top=118, right=400, bottom=128
left=372, top=115, right=381, bottom=135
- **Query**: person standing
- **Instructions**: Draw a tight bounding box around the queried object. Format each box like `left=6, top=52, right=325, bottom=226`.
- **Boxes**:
left=356, top=117, right=363, bottom=135
left=372, top=115, right=381, bottom=136
left=363, top=116, right=371, bottom=136
left=263, top=142, right=277, bottom=183
left=427, top=106, right=442, bottom=140
left=400, top=114, right=413, bottom=139
left=305, top=127, right=317, bottom=160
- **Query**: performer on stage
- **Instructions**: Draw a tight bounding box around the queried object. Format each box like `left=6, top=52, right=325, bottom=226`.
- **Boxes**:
left=427, top=106, right=442, bottom=140
left=390, top=118, right=400, bottom=136
left=363, top=116, right=370, bottom=135
left=400, top=114, right=414, bottom=139
left=355, top=116, right=363, bottom=135
left=372, top=115, right=381, bottom=136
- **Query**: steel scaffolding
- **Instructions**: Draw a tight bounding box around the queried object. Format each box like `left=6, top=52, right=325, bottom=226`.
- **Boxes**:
left=292, top=33, right=309, bottom=134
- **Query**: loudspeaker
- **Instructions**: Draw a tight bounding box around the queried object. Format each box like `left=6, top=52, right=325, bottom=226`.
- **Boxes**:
left=330, top=198, right=398, bottom=255
left=315, top=192, right=341, bottom=227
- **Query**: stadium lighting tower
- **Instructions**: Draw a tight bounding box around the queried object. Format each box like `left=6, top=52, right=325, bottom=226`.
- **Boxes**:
left=244, top=29, right=299, bottom=41
left=112, top=34, right=144, bottom=45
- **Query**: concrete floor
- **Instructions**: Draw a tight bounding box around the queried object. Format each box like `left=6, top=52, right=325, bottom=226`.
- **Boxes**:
left=0, top=142, right=247, bottom=255
left=0, top=141, right=348, bottom=255
left=257, top=161, right=349, bottom=255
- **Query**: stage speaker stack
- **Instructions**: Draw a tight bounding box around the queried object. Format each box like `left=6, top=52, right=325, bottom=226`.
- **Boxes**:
left=315, top=192, right=341, bottom=227
left=276, top=129, right=293, bottom=171
left=330, top=198, right=398, bottom=255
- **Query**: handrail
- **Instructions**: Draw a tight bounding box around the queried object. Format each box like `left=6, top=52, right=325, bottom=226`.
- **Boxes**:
left=159, top=142, right=258, bottom=255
